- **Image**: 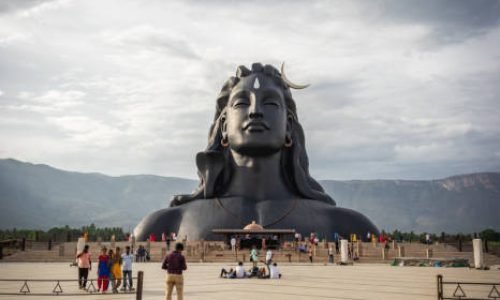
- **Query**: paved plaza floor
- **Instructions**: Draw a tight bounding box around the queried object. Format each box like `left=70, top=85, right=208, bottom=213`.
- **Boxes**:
left=0, top=262, right=499, bottom=299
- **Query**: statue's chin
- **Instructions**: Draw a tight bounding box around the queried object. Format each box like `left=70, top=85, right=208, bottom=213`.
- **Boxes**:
left=230, top=144, right=281, bottom=157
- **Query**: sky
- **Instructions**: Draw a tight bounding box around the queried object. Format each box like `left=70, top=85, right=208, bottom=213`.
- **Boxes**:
left=0, top=0, right=499, bottom=180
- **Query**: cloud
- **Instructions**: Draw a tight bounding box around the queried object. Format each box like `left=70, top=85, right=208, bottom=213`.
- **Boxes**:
left=0, top=32, right=31, bottom=47
left=364, top=0, right=500, bottom=44
left=0, top=0, right=53, bottom=14
left=3, top=90, right=85, bottom=113
left=0, top=0, right=499, bottom=180
left=99, top=25, right=200, bottom=60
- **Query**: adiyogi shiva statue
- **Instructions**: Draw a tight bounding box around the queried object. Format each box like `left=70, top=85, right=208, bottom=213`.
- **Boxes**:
left=134, top=63, right=378, bottom=240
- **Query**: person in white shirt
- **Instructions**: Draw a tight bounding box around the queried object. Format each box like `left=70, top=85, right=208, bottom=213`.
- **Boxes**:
left=230, top=237, right=236, bottom=253
left=121, top=246, right=135, bottom=291
left=269, top=263, right=281, bottom=279
left=235, top=261, right=246, bottom=278
left=265, top=249, right=273, bottom=265
left=220, top=261, right=247, bottom=279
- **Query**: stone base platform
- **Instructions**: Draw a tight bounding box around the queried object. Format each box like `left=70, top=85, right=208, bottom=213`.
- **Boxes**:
left=1, top=262, right=499, bottom=300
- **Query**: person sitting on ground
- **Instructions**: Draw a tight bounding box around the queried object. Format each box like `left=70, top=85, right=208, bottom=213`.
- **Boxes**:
left=219, top=267, right=236, bottom=278
left=235, top=261, right=246, bottom=278
left=247, top=266, right=260, bottom=278
left=257, top=267, right=267, bottom=279
left=269, top=263, right=281, bottom=279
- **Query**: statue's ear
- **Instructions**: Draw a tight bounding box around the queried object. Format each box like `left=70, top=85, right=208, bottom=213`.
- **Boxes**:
left=221, top=112, right=228, bottom=136
left=286, top=113, right=294, bottom=135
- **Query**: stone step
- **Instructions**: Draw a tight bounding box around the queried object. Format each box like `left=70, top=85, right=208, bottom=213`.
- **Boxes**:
left=3, top=241, right=499, bottom=265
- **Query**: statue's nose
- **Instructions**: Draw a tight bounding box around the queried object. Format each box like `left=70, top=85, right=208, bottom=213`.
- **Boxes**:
left=248, top=98, right=263, bottom=119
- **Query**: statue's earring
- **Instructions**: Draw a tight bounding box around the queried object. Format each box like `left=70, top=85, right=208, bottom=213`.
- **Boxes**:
left=221, top=135, right=229, bottom=147
left=284, top=134, right=293, bottom=147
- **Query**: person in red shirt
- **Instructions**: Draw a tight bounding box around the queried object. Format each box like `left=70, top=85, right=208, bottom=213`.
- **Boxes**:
left=149, top=233, right=156, bottom=242
left=97, top=247, right=110, bottom=293
left=162, top=243, right=187, bottom=300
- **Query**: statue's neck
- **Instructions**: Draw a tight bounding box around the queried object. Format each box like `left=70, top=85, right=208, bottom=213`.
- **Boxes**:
left=224, top=150, right=294, bottom=200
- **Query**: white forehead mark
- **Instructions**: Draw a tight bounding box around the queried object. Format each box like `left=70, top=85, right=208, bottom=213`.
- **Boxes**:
left=253, top=77, right=260, bottom=89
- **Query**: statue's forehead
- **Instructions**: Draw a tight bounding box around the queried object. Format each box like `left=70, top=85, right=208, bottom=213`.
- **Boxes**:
left=231, top=74, right=283, bottom=95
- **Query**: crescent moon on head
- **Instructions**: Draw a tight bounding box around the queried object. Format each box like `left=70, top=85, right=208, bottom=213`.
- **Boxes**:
left=280, top=62, right=310, bottom=89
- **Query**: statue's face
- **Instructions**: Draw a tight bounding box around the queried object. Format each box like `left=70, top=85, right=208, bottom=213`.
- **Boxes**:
left=223, top=74, right=289, bottom=156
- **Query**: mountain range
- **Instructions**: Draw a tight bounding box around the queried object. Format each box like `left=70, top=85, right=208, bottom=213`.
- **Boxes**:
left=0, top=158, right=499, bottom=233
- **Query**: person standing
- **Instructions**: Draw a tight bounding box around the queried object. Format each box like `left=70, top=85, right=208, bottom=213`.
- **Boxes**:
left=76, top=245, right=91, bottom=289
left=265, top=249, right=273, bottom=265
left=162, top=243, right=187, bottom=300
left=308, top=247, right=313, bottom=263
left=97, top=247, right=110, bottom=293
left=107, top=249, right=115, bottom=292
left=230, top=236, right=236, bottom=253
left=130, top=233, right=136, bottom=253
left=149, top=233, right=156, bottom=242
left=250, top=246, right=258, bottom=268
left=76, top=235, right=86, bottom=266
left=110, top=247, right=122, bottom=293
left=166, top=235, right=171, bottom=251
left=121, top=246, right=135, bottom=291
left=328, top=246, right=334, bottom=264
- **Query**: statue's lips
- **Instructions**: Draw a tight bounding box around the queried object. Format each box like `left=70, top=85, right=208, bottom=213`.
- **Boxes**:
left=243, top=121, right=270, bottom=132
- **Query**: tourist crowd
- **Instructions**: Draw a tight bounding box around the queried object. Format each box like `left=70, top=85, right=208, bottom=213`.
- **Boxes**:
left=75, top=245, right=135, bottom=294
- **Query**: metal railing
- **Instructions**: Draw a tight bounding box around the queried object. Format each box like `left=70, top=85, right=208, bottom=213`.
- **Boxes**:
left=0, top=271, right=144, bottom=299
left=437, top=274, right=500, bottom=300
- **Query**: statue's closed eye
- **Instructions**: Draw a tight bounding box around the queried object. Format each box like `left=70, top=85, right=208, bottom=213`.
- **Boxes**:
left=233, top=98, right=250, bottom=108
left=263, top=98, right=280, bottom=108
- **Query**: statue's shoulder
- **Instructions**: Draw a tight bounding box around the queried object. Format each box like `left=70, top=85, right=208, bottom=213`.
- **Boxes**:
left=289, top=200, right=379, bottom=235
left=133, top=198, right=228, bottom=241
left=323, top=205, right=379, bottom=235
left=133, top=206, right=184, bottom=241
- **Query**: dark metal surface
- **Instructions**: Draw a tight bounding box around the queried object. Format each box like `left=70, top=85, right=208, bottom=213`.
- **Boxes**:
left=134, top=63, right=379, bottom=241
left=136, top=271, right=144, bottom=300
left=437, top=274, right=500, bottom=300
left=0, top=276, right=139, bottom=296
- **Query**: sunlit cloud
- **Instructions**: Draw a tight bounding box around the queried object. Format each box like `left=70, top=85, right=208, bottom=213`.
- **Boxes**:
left=0, top=0, right=499, bottom=180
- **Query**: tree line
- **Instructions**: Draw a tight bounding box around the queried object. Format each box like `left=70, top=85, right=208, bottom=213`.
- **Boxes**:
left=1, top=225, right=499, bottom=243
left=0, top=224, right=126, bottom=242
left=379, top=229, right=500, bottom=243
